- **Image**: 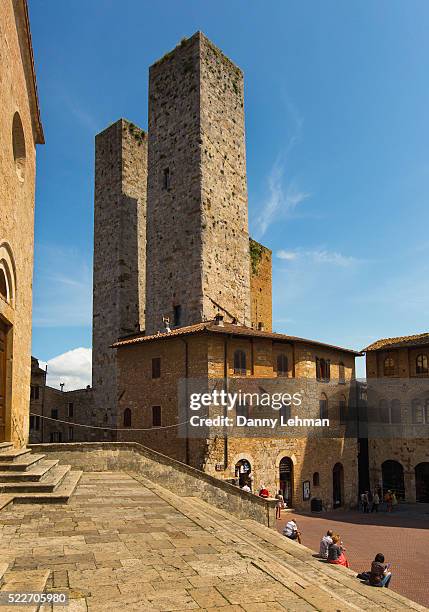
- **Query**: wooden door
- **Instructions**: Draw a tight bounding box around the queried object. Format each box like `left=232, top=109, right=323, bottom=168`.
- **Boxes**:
left=0, top=321, right=7, bottom=441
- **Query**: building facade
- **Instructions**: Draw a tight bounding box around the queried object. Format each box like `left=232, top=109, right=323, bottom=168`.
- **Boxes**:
left=0, top=0, right=43, bottom=447
left=115, top=321, right=359, bottom=511
left=29, top=357, right=95, bottom=444
left=364, top=333, right=429, bottom=502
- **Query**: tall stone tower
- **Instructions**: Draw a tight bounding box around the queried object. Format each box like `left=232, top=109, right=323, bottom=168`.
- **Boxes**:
left=145, top=32, right=251, bottom=334
left=92, top=119, right=147, bottom=431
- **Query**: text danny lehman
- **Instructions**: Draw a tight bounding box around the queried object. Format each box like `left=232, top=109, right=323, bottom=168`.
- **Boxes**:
left=189, top=414, right=331, bottom=428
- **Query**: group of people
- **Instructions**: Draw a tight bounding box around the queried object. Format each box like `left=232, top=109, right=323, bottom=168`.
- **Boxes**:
left=360, top=489, right=398, bottom=513
left=283, top=525, right=392, bottom=588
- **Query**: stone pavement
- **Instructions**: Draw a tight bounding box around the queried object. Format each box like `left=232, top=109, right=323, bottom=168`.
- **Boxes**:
left=0, top=473, right=426, bottom=611
left=277, top=507, right=429, bottom=608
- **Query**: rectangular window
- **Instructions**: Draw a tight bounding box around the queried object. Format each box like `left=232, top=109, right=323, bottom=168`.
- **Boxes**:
left=339, top=401, right=347, bottom=425
left=68, top=403, right=74, bottom=418
left=68, top=426, right=74, bottom=441
left=163, top=167, right=170, bottom=190
left=152, top=357, right=161, bottom=379
left=51, top=408, right=58, bottom=420
left=173, top=305, right=182, bottom=327
left=152, top=405, right=161, bottom=427
left=30, top=415, right=40, bottom=430
left=30, top=386, right=40, bottom=401
left=50, top=431, right=62, bottom=443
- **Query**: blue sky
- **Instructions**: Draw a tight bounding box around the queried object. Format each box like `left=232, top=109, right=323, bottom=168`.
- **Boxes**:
left=29, top=1, right=429, bottom=386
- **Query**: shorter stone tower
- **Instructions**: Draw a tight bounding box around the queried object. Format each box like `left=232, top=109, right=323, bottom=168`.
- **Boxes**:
left=92, top=119, right=147, bottom=433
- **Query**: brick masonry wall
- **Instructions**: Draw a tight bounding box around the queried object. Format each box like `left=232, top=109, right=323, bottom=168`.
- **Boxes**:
left=250, top=240, right=272, bottom=332
left=0, top=1, right=40, bottom=446
left=117, top=331, right=358, bottom=511
left=145, top=32, right=251, bottom=334
left=92, top=119, right=147, bottom=435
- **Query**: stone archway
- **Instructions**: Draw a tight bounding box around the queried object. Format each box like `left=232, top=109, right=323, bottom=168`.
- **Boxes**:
left=382, top=460, right=405, bottom=499
left=279, top=457, right=294, bottom=507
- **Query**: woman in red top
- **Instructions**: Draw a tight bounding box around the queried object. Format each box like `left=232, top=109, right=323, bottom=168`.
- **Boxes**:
left=327, top=534, right=349, bottom=568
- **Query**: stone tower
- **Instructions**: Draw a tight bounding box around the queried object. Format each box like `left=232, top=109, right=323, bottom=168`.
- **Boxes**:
left=92, top=119, right=147, bottom=431
left=145, top=32, right=251, bottom=334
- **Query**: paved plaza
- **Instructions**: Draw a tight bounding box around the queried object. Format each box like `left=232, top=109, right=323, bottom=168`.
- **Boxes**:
left=277, top=506, right=429, bottom=608
left=0, top=473, right=426, bottom=611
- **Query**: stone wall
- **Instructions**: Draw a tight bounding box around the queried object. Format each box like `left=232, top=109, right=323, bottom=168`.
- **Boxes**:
left=250, top=239, right=272, bottom=332
left=145, top=32, right=251, bottom=334
left=92, top=119, right=147, bottom=436
left=117, top=330, right=359, bottom=510
left=0, top=0, right=43, bottom=446
left=29, top=442, right=277, bottom=527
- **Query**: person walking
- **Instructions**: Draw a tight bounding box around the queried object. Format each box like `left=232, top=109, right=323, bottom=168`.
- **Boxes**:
left=360, top=491, right=369, bottom=513
left=371, top=491, right=380, bottom=512
left=384, top=490, right=393, bottom=512
left=275, top=490, right=284, bottom=519
left=391, top=491, right=398, bottom=511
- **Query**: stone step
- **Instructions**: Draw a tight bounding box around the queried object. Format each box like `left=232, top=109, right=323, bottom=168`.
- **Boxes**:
left=0, top=464, right=70, bottom=493
left=12, top=470, right=83, bottom=504
left=0, top=569, right=50, bottom=612
left=132, top=474, right=425, bottom=612
left=0, top=563, right=7, bottom=587
left=0, top=459, right=59, bottom=482
left=0, top=448, right=32, bottom=463
left=0, top=442, right=13, bottom=453
left=0, top=495, right=14, bottom=511
left=187, top=496, right=425, bottom=612
left=0, top=453, right=46, bottom=471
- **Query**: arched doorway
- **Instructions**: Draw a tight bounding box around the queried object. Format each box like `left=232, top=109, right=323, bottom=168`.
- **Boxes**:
left=332, top=463, right=344, bottom=509
left=415, top=463, right=429, bottom=503
left=235, top=459, right=251, bottom=488
left=381, top=460, right=405, bottom=499
left=279, top=457, right=293, bottom=507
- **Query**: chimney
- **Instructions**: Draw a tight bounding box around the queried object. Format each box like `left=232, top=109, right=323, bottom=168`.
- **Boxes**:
left=258, top=322, right=265, bottom=332
left=214, top=313, right=224, bottom=327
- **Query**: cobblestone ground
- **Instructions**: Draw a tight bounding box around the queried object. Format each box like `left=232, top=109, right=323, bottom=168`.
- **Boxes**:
left=277, top=506, right=429, bottom=608
left=0, top=473, right=319, bottom=611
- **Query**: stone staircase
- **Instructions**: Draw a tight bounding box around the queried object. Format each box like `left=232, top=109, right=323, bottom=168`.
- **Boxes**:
left=0, top=442, right=82, bottom=510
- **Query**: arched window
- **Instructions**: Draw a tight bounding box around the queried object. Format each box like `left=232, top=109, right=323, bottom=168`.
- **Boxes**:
left=319, top=393, right=328, bottom=419
left=12, top=112, right=26, bottom=182
left=277, top=354, right=288, bottom=377
left=313, top=472, right=320, bottom=487
left=383, top=356, right=395, bottom=376
left=416, top=354, right=428, bottom=375
left=0, top=269, right=7, bottom=301
left=123, top=408, right=131, bottom=427
left=233, top=349, right=246, bottom=375
left=339, top=362, right=345, bottom=384
left=412, top=399, right=424, bottom=424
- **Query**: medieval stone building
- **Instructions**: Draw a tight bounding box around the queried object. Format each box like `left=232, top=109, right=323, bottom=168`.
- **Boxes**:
left=30, top=31, right=360, bottom=510
left=364, top=333, right=429, bottom=503
left=0, top=0, right=44, bottom=447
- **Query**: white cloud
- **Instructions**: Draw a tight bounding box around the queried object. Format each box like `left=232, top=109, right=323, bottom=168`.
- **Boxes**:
left=254, top=158, right=311, bottom=238
left=276, top=248, right=358, bottom=268
left=277, top=250, right=297, bottom=261
left=39, top=347, right=92, bottom=391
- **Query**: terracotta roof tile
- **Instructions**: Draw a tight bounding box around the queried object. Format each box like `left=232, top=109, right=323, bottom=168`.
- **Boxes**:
left=112, top=321, right=361, bottom=355
left=363, top=332, right=429, bottom=352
